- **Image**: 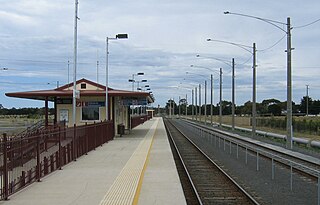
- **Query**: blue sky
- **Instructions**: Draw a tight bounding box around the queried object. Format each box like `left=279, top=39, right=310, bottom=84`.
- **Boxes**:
left=0, top=0, right=320, bottom=108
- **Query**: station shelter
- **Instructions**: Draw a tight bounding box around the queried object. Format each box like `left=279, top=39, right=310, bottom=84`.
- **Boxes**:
left=5, top=78, right=154, bottom=133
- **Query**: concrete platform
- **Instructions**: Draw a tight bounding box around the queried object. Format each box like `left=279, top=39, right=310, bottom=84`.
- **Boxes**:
left=0, top=117, right=186, bottom=205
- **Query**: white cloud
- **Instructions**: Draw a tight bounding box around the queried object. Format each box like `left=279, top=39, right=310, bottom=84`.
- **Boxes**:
left=1, top=0, right=320, bottom=108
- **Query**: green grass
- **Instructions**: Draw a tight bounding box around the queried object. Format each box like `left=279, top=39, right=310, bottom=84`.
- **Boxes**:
left=197, top=115, right=320, bottom=141
left=0, top=116, right=41, bottom=136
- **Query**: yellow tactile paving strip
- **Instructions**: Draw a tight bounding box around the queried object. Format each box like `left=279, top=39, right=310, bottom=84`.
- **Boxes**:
left=99, top=118, right=159, bottom=205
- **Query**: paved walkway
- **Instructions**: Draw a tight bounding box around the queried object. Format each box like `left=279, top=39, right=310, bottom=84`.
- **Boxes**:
left=0, top=117, right=186, bottom=205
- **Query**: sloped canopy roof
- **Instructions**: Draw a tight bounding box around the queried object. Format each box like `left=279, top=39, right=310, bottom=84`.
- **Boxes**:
left=6, top=78, right=154, bottom=103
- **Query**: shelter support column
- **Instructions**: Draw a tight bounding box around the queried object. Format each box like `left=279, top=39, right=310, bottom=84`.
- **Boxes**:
left=45, top=97, right=48, bottom=127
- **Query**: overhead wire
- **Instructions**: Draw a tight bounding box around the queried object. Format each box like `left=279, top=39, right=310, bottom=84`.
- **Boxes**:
left=294, top=18, right=320, bottom=29
left=258, top=34, right=286, bottom=52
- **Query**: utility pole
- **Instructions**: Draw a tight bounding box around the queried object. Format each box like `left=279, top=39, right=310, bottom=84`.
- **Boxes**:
left=195, top=87, right=198, bottom=121
left=252, top=43, right=257, bottom=138
left=219, top=68, right=223, bottom=127
left=306, top=85, right=309, bottom=116
left=67, top=60, right=70, bottom=88
left=286, top=17, right=293, bottom=149
left=178, top=96, right=181, bottom=117
left=72, top=0, right=79, bottom=125
left=185, top=93, right=188, bottom=118
left=173, top=98, right=175, bottom=116
left=96, top=61, right=99, bottom=84
left=199, top=84, right=201, bottom=123
left=232, top=58, right=235, bottom=131
left=169, top=98, right=172, bottom=118
left=204, top=80, right=207, bottom=125
left=192, top=89, right=194, bottom=120
left=210, top=74, right=213, bottom=126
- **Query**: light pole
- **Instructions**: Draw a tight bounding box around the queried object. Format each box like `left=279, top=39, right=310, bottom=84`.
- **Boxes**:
left=136, top=79, right=147, bottom=91
left=195, top=55, right=235, bottom=130
left=72, top=0, right=79, bottom=126
left=306, top=85, right=309, bottom=116
left=106, top=33, right=128, bottom=121
left=224, top=11, right=293, bottom=149
left=207, top=39, right=257, bottom=137
left=128, top=72, right=144, bottom=91
left=219, top=68, right=223, bottom=127
left=186, top=71, right=210, bottom=124
left=190, top=65, right=219, bottom=126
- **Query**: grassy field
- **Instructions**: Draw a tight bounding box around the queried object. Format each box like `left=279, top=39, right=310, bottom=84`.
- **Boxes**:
left=0, top=116, right=42, bottom=136
left=199, top=115, right=320, bottom=141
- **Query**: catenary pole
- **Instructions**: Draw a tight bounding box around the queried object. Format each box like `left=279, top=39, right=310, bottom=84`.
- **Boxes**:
left=219, top=68, right=222, bottom=127
left=232, top=58, right=235, bottom=131
left=286, top=17, right=293, bottom=149
left=72, top=0, right=79, bottom=125
left=252, top=43, right=257, bottom=137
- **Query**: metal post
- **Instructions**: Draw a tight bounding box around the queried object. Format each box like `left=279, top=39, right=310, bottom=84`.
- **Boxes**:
left=219, top=68, right=223, bottom=127
left=37, top=136, right=41, bottom=182
left=199, top=84, right=201, bottom=123
left=204, top=80, right=207, bottom=125
left=252, top=43, right=257, bottom=138
left=210, top=74, right=213, bottom=126
left=72, top=0, right=79, bottom=125
left=195, top=87, right=198, bottom=121
left=179, top=96, right=181, bottom=117
left=105, top=37, right=109, bottom=121
left=173, top=98, right=175, bottom=116
left=232, top=58, right=235, bottom=131
left=169, top=98, right=171, bottom=118
left=290, top=162, right=293, bottom=190
left=286, top=17, right=293, bottom=149
left=67, top=60, right=70, bottom=86
left=3, top=133, right=8, bottom=200
left=132, top=74, right=135, bottom=91
left=185, top=93, right=188, bottom=118
left=306, top=85, right=309, bottom=116
left=59, top=127, right=62, bottom=170
left=192, top=89, right=194, bottom=120
left=318, top=173, right=320, bottom=205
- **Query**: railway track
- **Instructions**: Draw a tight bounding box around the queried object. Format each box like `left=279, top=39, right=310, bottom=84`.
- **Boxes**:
left=164, top=118, right=260, bottom=205
left=179, top=119, right=320, bottom=178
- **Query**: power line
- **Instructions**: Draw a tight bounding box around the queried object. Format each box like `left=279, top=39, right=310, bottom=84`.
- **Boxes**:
left=259, top=34, right=286, bottom=52
left=294, top=18, right=320, bottom=29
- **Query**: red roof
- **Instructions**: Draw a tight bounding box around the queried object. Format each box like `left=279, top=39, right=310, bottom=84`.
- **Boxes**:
left=5, top=78, right=154, bottom=103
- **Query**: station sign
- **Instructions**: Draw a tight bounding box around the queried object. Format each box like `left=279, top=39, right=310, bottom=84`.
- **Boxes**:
left=76, top=101, right=105, bottom=107
left=121, top=99, right=148, bottom=106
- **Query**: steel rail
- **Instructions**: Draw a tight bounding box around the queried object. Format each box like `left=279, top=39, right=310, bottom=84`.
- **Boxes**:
left=182, top=119, right=320, bottom=178
left=164, top=119, right=203, bottom=205
left=164, top=118, right=260, bottom=205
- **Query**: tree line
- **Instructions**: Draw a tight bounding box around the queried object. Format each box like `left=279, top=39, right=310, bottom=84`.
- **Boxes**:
left=0, top=107, right=55, bottom=117
left=165, top=96, right=320, bottom=116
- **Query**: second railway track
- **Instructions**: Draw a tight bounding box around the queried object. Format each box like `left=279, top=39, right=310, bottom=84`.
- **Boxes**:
left=164, top=118, right=260, bottom=205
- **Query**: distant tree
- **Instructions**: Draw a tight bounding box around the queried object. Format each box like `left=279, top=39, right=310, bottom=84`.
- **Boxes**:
left=268, top=104, right=282, bottom=116
left=300, top=96, right=312, bottom=114
left=165, top=99, right=177, bottom=115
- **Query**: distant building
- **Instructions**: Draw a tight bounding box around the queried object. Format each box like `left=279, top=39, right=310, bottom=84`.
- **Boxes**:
left=6, top=78, right=154, bottom=131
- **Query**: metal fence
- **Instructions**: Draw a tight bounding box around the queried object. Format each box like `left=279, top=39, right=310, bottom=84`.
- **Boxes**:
left=0, top=121, right=114, bottom=200
left=131, top=115, right=148, bottom=129
left=182, top=120, right=320, bottom=205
